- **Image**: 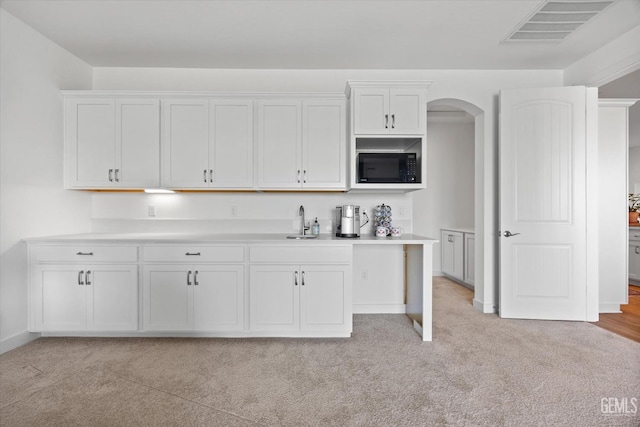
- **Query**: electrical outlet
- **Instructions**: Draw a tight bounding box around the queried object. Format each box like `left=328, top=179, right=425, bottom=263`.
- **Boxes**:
left=148, top=205, right=156, bottom=217
left=399, top=207, right=406, bottom=216
left=231, top=206, right=238, bottom=217
left=361, top=270, right=368, bottom=280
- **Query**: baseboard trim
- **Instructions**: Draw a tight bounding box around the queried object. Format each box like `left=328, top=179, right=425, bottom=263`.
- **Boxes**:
left=0, top=330, right=40, bottom=354
left=353, top=304, right=406, bottom=314
left=599, top=303, right=622, bottom=313
left=473, top=298, right=496, bottom=314
left=433, top=270, right=444, bottom=277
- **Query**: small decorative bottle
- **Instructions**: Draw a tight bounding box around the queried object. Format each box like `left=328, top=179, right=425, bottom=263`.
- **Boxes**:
left=312, top=217, right=320, bottom=235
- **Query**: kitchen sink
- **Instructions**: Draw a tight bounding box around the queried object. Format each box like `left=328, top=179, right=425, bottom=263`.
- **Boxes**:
left=286, top=235, right=318, bottom=240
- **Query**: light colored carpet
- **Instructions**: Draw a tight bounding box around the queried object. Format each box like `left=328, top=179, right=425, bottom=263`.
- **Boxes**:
left=1, top=277, right=638, bottom=426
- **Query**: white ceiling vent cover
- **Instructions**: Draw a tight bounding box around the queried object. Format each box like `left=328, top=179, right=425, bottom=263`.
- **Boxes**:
left=504, top=0, right=615, bottom=42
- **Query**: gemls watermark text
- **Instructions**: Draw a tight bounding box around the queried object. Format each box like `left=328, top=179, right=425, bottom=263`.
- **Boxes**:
left=601, top=397, right=638, bottom=416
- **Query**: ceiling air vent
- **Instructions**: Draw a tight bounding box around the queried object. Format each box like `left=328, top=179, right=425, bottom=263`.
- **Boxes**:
left=504, top=0, right=615, bottom=42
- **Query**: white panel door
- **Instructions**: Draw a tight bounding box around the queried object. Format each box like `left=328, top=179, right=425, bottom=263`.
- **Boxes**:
left=299, top=265, right=349, bottom=332
left=257, top=100, right=302, bottom=188
left=143, top=265, right=193, bottom=330
left=193, top=265, right=244, bottom=331
left=302, top=100, right=346, bottom=189
left=88, top=265, right=138, bottom=331
left=161, top=100, right=209, bottom=188
left=210, top=100, right=254, bottom=188
left=500, top=86, right=594, bottom=320
left=389, top=88, right=425, bottom=134
left=249, top=265, right=299, bottom=331
left=116, top=99, right=160, bottom=188
left=353, top=88, right=390, bottom=134
left=34, top=265, right=86, bottom=331
left=66, top=99, right=115, bottom=187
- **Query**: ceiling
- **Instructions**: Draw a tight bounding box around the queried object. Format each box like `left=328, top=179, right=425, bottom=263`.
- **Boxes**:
left=2, top=0, right=639, bottom=70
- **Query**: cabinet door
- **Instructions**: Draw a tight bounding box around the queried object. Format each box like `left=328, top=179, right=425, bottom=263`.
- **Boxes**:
left=249, top=265, right=299, bottom=331
left=116, top=99, right=160, bottom=188
left=389, top=88, right=425, bottom=134
left=629, top=243, right=640, bottom=281
left=464, top=234, right=475, bottom=287
left=88, top=265, right=138, bottom=331
left=441, top=231, right=464, bottom=280
left=353, top=88, right=390, bottom=134
left=257, top=100, right=302, bottom=188
left=302, top=100, right=346, bottom=189
left=193, top=265, right=244, bottom=331
left=299, top=265, right=351, bottom=332
left=65, top=98, right=115, bottom=188
left=210, top=100, right=254, bottom=188
left=33, top=265, right=87, bottom=331
left=143, top=265, right=193, bottom=330
left=161, top=100, right=209, bottom=188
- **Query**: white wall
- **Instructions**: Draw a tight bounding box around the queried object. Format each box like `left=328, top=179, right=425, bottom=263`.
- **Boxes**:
left=90, top=192, right=411, bottom=237
left=564, top=25, right=640, bottom=86
left=93, top=67, right=563, bottom=313
left=413, top=116, right=475, bottom=274
left=0, top=10, right=93, bottom=353
left=631, top=147, right=640, bottom=193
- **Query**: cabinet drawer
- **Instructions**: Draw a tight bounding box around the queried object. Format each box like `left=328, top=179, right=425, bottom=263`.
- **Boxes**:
left=630, top=230, right=640, bottom=242
left=143, top=245, right=245, bottom=263
left=31, top=245, right=138, bottom=263
left=250, top=246, right=351, bottom=264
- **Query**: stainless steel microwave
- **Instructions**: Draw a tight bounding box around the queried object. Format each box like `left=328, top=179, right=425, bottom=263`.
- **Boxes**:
left=357, top=153, right=418, bottom=183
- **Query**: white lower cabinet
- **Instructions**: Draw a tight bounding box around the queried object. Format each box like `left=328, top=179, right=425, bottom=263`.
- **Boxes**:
left=441, top=229, right=474, bottom=288
left=249, top=245, right=352, bottom=336
left=464, top=233, right=475, bottom=287
left=441, top=230, right=464, bottom=281
left=143, top=264, right=244, bottom=331
left=629, top=239, right=640, bottom=283
left=249, top=264, right=350, bottom=333
left=33, top=264, right=138, bottom=331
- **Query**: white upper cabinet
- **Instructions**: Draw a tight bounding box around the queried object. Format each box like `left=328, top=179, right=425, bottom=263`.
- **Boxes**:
left=349, top=83, right=428, bottom=135
left=257, top=100, right=302, bottom=188
left=257, top=98, right=346, bottom=190
left=161, top=99, right=254, bottom=189
left=161, top=99, right=209, bottom=188
left=302, top=99, right=346, bottom=189
left=65, top=97, right=160, bottom=189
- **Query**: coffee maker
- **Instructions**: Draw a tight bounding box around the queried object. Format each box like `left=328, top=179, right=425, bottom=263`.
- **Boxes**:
left=335, top=205, right=368, bottom=238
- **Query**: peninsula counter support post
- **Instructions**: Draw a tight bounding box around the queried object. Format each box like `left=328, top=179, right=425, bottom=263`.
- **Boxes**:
left=405, top=243, right=433, bottom=341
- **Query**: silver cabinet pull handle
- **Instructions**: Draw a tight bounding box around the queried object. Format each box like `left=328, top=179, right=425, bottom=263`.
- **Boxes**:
left=209, top=169, right=213, bottom=183
left=185, top=252, right=201, bottom=256
left=303, top=170, right=307, bottom=183
left=187, top=270, right=192, bottom=286
left=503, top=231, right=521, bottom=238
left=294, top=271, right=298, bottom=286
left=203, top=170, right=207, bottom=183
left=194, top=270, right=199, bottom=286
left=108, top=169, right=113, bottom=182
left=385, top=114, right=389, bottom=129
left=297, top=170, right=301, bottom=183
left=391, top=114, right=395, bottom=128
left=301, top=271, right=305, bottom=286
left=115, top=169, right=120, bottom=182
left=85, top=271, right=91, bottom=285
left=636, top=246, right=640, bottom=255
left=76, top=252, right=93, bottom=256
left=78, top=270, right=84, bottom=285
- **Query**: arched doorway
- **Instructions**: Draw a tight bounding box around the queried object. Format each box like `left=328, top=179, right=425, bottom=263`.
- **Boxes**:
left=414, top=98, right=486, bottom=310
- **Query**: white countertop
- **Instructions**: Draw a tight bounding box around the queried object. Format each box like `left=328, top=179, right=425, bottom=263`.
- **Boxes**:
left=441, top=227, right=475, bottom=234
left=23, top=232, right=438, bottom=245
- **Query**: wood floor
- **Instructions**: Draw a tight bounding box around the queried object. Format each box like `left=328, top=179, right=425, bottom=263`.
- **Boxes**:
left=591, top=285, right=640, bottom=343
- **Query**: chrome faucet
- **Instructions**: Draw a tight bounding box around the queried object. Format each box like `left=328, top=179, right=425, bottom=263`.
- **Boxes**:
left=299, top=205, right=310, bottom=235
